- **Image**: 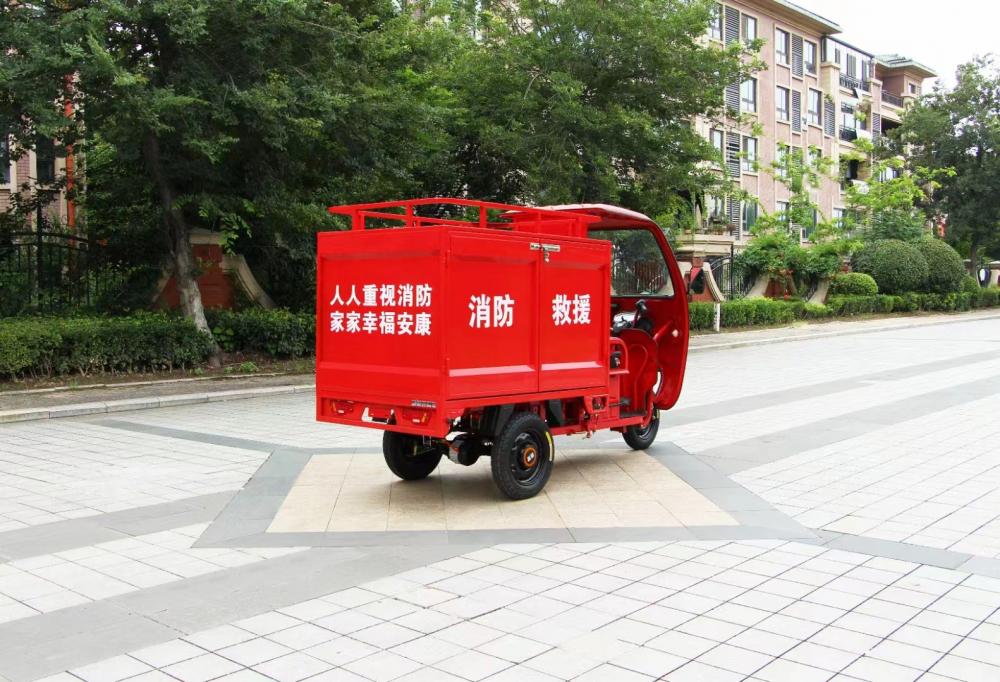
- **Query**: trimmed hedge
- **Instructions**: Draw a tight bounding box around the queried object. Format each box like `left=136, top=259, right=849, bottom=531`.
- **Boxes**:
left=961, top=275, right=982, bottom=295
left=853, top=240, right=929, bottom=295
left=0, top=315, right=214, bottom=378
left=829, top=272, right=878, bottom=297
left=915, top=239, right=966, bottom=294
left=690, top=288, right=1000, bottom=331
left=207, top=309, right=315, bottom=358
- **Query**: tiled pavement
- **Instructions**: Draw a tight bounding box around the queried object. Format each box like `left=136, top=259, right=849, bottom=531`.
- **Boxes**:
left=2, top=315, right=1000, bottom=681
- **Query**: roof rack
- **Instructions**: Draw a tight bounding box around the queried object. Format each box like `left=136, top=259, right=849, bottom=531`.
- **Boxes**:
left=327, top=197, right=599, bottom=237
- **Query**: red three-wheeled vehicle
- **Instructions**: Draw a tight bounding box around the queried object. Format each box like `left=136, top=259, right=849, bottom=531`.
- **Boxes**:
left=316, top=198, right=689, bottom=499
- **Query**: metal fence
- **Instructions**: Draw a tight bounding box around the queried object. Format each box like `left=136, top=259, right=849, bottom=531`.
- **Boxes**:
left=709, top=255, right=755, bottom=300
left=0, top=226, right=111, bottom=315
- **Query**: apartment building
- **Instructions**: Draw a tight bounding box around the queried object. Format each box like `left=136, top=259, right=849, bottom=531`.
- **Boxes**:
left=0, top=135, right=73, bottom=227
left=688, top=0, right=936, bottom=258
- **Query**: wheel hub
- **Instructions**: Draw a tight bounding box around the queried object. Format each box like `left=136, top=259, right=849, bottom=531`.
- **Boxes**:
left=520, top=446, right=538, bottom=468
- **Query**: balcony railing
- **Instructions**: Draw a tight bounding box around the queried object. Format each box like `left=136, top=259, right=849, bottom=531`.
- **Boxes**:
left=882, top=91, right=904, bottom=107
left=840, top=128, right=858, bottom=142
left=839, top=74, right=871, bottom=92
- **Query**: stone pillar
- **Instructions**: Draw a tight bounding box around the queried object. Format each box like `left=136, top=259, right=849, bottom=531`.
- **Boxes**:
left=989, top=261, right=1000, bottom=288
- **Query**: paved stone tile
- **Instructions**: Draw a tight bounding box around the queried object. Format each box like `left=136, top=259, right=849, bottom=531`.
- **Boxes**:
left=7, top=317, right=1000, bottom=682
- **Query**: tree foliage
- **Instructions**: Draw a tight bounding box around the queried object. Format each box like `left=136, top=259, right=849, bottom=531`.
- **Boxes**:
left=1, top=0, right=757, bottom=314
left=899, top=57, right=1000, bottom=265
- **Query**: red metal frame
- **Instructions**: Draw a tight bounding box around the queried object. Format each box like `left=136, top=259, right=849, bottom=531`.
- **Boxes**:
left=316, top=197, right=688, bottom=440
left=328, top=197, right=600, bottom=237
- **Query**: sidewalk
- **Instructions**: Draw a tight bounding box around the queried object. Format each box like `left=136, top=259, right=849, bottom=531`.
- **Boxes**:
left=690, top=307, right=1000, bottom=351
left=2, top=308, right=998, bottom=423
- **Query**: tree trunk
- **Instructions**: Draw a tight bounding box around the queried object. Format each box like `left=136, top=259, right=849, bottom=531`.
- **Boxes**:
left=143, top=132, right=222, bottom=368
left=969, top=239, right=980, bottom=276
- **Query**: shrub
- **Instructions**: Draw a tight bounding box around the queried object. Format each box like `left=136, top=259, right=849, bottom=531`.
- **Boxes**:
left=0, top=315, right=214, bottom=378
left=207, top=309, right=315, bottom=358
left=829, top=272, right=878, bottom=297
left=720, top=298, right=797, bottom=327
left=915, top=238, right=966, bottom=294
left=853, top=240, right=929, bottom=294
left=688, top=302, right=714, bottom=331
left=960, top=275, right=982, bottom=295
left=827, top=295, right=874, bottom=316
left=976, top=288, right=1000, bottom=308
left=803, top=303, right=829, bottom=319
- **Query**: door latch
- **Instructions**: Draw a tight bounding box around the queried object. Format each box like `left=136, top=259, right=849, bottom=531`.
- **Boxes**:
left=530, top=242, right=561, bottom=262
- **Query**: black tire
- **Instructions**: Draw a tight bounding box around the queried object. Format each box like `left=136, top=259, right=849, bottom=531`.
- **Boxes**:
left=383, top=431, right=442, bottom=481
left=623, top=408, right=659, bottom=450
left=490, top=412, right=554, bottom=500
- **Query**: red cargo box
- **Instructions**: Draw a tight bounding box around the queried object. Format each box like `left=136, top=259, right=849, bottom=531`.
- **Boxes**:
left=315, top=198, right=688, bottom=500
left=316, top=224, right=610, bottom=437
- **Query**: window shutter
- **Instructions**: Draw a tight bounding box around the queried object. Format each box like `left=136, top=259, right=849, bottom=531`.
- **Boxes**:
left=824, top=98, right=835, bottom=136
left=724, top=7, right=740, bottom=45
left=871, top=112, right=882, bottom=141
left=727, top=197, right=740, bottom=226
left=791, top=90, right=802, bottom=132
left=726, top=131, right=741, bottom=177
left=725, top=82, right=740, bottom=114
left=791, top=34, right=804, bottom=77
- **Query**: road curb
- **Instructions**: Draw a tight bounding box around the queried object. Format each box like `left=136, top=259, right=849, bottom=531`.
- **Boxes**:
left=690, top=310, right=1000, bottom=353
left=3, top=311, right=998, bottom=423
left=0, top=384, right=316, bottom=424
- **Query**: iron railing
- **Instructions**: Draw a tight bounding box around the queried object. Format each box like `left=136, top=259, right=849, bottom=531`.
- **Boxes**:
left=839, top=74, right=871, bottom=92
left=709, top=255, right=754, bottom=300
left=840, top=128, right=858, bottom=142
left=882, top=91, right=904, bottom=107
left=0, top=225, right=111, bottom=315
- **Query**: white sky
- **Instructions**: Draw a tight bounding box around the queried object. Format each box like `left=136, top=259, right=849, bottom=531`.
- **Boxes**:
left=790, top=0, right=997, bottom=88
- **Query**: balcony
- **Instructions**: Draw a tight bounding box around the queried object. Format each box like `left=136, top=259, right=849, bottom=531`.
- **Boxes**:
left=882, top=91, right=904, bottom=107
left=840, top=128, right=858, bottom=142
left=839, top=74, right=871, bottom=92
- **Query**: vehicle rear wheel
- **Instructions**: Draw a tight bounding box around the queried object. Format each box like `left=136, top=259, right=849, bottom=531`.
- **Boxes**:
left=623, top=408, right=659, bottom=450
left=383, top=431, right=442, bottom=481
left=490, top=412, right=554, bottom=500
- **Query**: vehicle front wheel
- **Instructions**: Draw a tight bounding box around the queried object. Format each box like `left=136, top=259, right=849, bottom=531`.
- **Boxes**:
left=490, top=412, right=554, bottom=500
left=383, top=431, right=443, bottom=481
left=623, top=408, right=659, bottom=450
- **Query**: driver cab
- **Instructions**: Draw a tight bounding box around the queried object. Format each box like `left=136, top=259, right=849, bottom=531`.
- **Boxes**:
left=543, top=204, right=690, bottom=413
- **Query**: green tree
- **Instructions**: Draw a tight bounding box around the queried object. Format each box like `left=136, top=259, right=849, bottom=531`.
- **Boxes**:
left=445, top=0, right=759, bottom=216
left=740, top=143, right=855, bottom=290
left=840, top=138, right=950, bottom=242
left=0, top=1, right=461, bottom=342
left=899, top=58, right=1000, bottom=268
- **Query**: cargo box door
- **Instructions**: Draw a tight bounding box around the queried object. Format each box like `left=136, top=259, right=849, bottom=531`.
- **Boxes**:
left=447, top=234, right=539, bottom=398
left=539, top=240, right=610, bottom=392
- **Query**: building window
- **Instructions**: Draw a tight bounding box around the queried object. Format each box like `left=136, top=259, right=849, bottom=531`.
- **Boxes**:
left=776, top=86, right=790, bottom=121
left=742, top=201, right=758, bottom=234
left=833, top=208, right=845, bottom=228
left=803, top=209, right=818, bottom=241
left=742, top=14, right=757, bottom=43
left=909, top=82, right=918, bottom=95
left=846, top=53, right=857, bottom=79
left=775, top=29, right=789, bottom=64
left=708, top=3, right=722, bottom=41
left=709, top=128, right=724, bottom=163
left=807, top=147, right=821, bottom=169
left=804, top=41, right=817, bottom=74
left=841, top=104, right=856, bottom=132
left=742, top=136, right=758, bottom=172
left=775, top=143, right=787, bottom=178
left=776, top=200, right=790, bottom=227
left=708, top=195, right=725, bottom=221
left=1, top=135, right=10, bottom=185
left=807, top=89, right=822, bottom=126
left=741, top=78, right=757, bottom=113
left=35, top=137, right=56, bottom=185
